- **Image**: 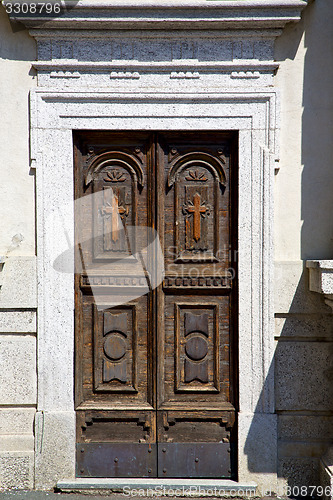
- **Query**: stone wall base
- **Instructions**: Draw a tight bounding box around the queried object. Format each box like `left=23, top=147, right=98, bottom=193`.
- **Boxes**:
left=320, top=447, right=333, bottom=500
left=34, top=411, right=75, bottom=491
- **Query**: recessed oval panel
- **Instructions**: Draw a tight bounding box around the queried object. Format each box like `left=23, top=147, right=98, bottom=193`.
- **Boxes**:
left=103, top=333, right=127, bottom=361
left=185, top=335, right=208, bottom=361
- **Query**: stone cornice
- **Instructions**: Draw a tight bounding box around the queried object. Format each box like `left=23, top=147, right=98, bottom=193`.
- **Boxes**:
left=33, top=61, right=279, bottom=71
left=10, top=0, right=308, bottom=32
left=15, top=1, right=309, bottom=92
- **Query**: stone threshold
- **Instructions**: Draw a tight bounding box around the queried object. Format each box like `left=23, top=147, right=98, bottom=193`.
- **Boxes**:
left=57, top=478, right=257, bottom=497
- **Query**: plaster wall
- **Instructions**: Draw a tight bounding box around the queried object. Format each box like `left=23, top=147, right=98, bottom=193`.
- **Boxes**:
left=0, top=5, right=37, bottom=490
left=274, top=0, right=333, bottom=489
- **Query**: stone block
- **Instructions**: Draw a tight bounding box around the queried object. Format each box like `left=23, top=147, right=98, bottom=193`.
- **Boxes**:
left=0, top=452, right=34, bottom=490
left=34, top=411, right=75, bottom=490
left=279, top=415, right=333, bottom=441
left=279, top=442, right=328, bottom=459
left=0, top=257, right=37, bottom=309
left=275, top=261, right=329, bottom=314
left=0, top=311, right=36, bottom=333
left=0, top=336, right=36, bottom=405
left=275, top=341, right=333, bottom=411
left=0, top=436, right=34, bottom=452
left=278, top=458, right=319, bottom=489
left=275, top=314, right=333, bottom=340
left=0, top=409, right=35, bottom=436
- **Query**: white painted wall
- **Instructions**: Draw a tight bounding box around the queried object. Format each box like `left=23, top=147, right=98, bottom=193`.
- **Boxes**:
left=0, top=5, right=37, bottom=490
left=0, top=6, right=36, bottom=258
left=274, top=0, right=333, bottom=488
left=275, top=0, right=333, bottom=262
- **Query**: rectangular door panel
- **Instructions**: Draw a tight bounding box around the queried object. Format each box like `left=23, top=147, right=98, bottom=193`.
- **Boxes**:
left=74, top=132, right=156, bottom=478
left=159, top=295, right=232, bottom=408
left=76, top=294, right=153, bottom=409
left=156, top=132, right=237, bottom=479
left=158, top=132, right=232, bottom=276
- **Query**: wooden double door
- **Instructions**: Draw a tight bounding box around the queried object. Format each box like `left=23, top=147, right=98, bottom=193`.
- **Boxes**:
left=74, top=131, right=237, bottom=478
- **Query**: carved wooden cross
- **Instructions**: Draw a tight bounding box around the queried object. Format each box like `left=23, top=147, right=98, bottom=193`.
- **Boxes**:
left=101, top=194, right=127, bottom=243
left=185, top=192, right=208, bottom=242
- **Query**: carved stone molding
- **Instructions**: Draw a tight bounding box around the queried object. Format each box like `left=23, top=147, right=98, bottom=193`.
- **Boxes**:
left=10, top=0, right=308, bottom=90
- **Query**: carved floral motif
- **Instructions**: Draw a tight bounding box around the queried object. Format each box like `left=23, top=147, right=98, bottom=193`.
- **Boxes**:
left=104, top=170, right=127, bottom=183
left=185, top=170, right=208, bottom=182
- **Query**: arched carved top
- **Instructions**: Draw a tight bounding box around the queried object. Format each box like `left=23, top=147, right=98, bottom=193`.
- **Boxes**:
left=167, top=152, right=226, bottom=189
left=85, top=151, right=145, bottom=189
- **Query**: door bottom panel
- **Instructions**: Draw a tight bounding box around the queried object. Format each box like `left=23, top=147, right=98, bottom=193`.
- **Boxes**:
left=76, top=442, right=233, bottom=478
left=76, top=443, right=157, bottom=478
left=158, top=443, right=231, bottom=478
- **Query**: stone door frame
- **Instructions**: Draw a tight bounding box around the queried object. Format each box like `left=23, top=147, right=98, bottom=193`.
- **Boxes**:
left=31, top=88, right=278, bottom=489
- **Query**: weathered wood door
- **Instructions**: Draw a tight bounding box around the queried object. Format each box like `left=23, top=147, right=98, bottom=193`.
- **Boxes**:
left=74, top=131, right=237, bottom=478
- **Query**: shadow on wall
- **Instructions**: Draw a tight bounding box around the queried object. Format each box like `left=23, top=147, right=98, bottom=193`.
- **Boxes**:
left=243, top=361, right=277, bottom=474
left=244, top=268, right=333, bottom=488
left=0, top=4, right=36, bottom=61
left=301, top=0, right=333, bottom=260
left=244, top=0, right=333, bottom=489
left=274, top=272, right=333, bottom=488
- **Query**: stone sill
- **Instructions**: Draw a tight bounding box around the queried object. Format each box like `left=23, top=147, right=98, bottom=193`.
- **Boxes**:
left=306, top=260, right=333, bottom=296
left=57, top=478, right=257, bottom=497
